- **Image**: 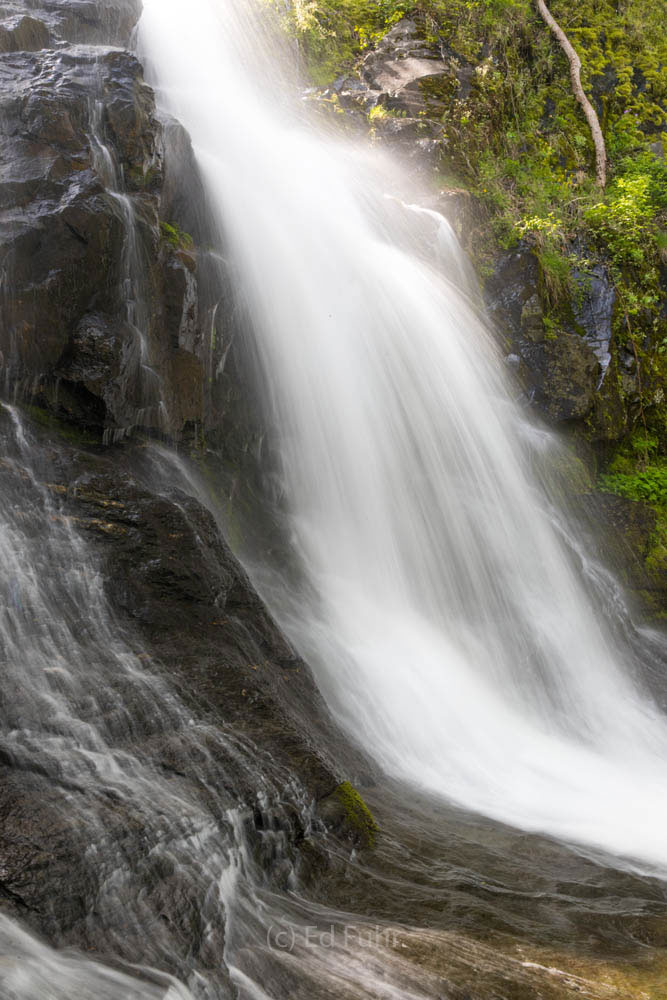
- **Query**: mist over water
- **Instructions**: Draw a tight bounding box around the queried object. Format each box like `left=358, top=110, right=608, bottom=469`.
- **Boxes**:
left=139, top=0, right=667, bottom=871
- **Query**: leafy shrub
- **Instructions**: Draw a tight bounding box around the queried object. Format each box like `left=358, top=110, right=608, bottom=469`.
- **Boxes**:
left=585, top=175, right=655, bottom=267
left=160, top=221, right=194, bottom=251
left=599, top=465, right=667, bottom=506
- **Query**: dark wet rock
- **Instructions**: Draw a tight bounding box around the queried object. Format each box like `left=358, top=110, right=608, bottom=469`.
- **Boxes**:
left=523, top=333, right=600, bottom=422
left=0, top=3, right=368, bottom=972
left=0, top=48, right=125, bottom=370
left=589, top=353, right=628, bottom=442
left=3, top=0, right=142, bottom=48
left=581, top=492, right=666, bottom=614
left=0, top=404, right=373, bottom=981
left=572, top=261, right=615, bottom=378
left=520, top=292, right=545, bottom=343
left=158, top=117, right=210, bottom=247
left=0, top=14, right=50, bottom=52
left=0, top=48, right=134, bottom=370
left=57, top=460, right=368, bottom=802
left=485, top=244, right=541, bottom=342
left=486, top=246, right=602, bottom=424
left=101, top=51, right=162, bottom=190
left=0, top=767, right=95, bottom=933
left=0, top=730, right=233, bottom=992
left=0, top=22, right=209, bottom=442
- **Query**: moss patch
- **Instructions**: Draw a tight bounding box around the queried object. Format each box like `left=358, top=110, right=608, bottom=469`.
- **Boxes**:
left=160, top=221, right=194, bottom=252
left=23, top=404, right=101, bottom=448
left=333, top=781, right=379, bottom=848
left=597, top=430, right=667, bottom=614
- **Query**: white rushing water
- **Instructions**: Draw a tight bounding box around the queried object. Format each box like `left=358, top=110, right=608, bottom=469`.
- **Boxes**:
left=139, top=0, right=667, bottom=872
left=0, top=407, right=433, bottom=1000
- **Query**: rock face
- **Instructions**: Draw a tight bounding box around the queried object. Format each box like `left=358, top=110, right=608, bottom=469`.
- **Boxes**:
left=0, top=0, right=227, bottom=444
left=0, top=396, right=372, bottom=989
left=0, top=0, right=372, bottom=984
left=484, top=244, right=631, bottom=436
left=360, top=19, right=453, bottom=116
left=0, top=3, right=664, bottom=990
left=323, top=20, right=452, bottom=176
left=0, top=0, right=140, bottom=50
left=580, top=491, right=667, bottom=615
left=61, top=456, right=354, bottom=797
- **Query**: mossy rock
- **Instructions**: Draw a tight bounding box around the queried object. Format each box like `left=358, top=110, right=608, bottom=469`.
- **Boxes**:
left=317, top=781, right=379, bottom=849
left=160, top=220, right=194, bottom=252
left=546, top=449, right=594, bottom=496
left=23, top=403, right=102, bottom=449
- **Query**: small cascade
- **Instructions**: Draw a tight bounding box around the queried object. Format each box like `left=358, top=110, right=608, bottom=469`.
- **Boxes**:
left=0, top=404, right=448, bottom=999
left=0, top=403, right=230, bottom=989
left=88, top=95, right=168, bottom=443
left=0, top=914, right=194, bottom=1000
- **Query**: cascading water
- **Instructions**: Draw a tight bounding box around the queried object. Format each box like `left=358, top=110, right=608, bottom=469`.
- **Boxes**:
left=0, top=405, right=451, bottom=1000
left=88, top=91, right=166, bottom=442
left=139, top=0, right=667, bottom=873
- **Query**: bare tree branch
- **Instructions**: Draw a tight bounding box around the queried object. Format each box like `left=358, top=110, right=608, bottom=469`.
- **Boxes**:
left=536, top=0, right=607, bottom=187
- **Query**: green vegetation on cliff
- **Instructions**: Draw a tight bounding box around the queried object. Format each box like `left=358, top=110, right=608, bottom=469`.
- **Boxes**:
left=160, top=220, right=194, bottom=251
left=270, top=0, right=666, bottom=444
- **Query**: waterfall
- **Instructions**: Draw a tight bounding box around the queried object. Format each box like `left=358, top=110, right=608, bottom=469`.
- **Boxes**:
left=139, top=0, right=667, bottom=872
left=0, top=405, right=445, bottom=999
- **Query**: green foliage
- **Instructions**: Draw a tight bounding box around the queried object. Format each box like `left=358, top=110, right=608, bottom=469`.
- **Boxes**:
left=601, top=431, right=666, bottom=510
left=263, top=0, right=418, bottom=85
left=537, top=243, right=575, bottom=310
left=277, top=0, right=666, bottom=422
left=160, top=221, right=194, bottom=252
left=368, top=104, right=407, bottom=121
left=599, top=465, right=667, bottom=507
left=585, top=175, right=655, bottom=267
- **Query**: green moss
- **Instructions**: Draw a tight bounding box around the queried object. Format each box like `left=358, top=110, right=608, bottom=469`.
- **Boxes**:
left=160, top=221, right=194, bottom=252
left=334, top=781, right=379, bottom=848
left=368, top=104, right=407, bottom=121
left=550, top=451, right=593, bottom=495
left=126, top=165, right=159, bottom=191
left=262, top=0, right=418, bottom=85
left=646, top=510, right=667, bottom=575
left=598, top=432, right=667, bottom=601
left=536, top=243, right=575, bottom=311
left=23, top=404, right=101, bottom=448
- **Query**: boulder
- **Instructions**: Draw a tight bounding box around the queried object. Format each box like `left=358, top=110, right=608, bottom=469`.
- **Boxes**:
left=361, top=20, right=456, bottom=117
left=485, top=246, right=601, bottom=423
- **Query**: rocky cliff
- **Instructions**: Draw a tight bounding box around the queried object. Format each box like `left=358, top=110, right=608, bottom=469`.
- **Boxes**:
left=0, top=0, right=373, bottom=975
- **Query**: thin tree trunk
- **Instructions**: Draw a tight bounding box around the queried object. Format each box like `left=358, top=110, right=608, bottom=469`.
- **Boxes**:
left=536, top=0, right=607, bottom=187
